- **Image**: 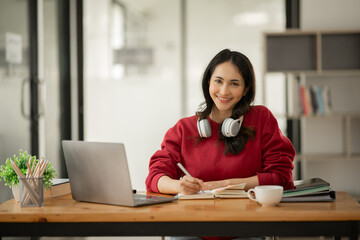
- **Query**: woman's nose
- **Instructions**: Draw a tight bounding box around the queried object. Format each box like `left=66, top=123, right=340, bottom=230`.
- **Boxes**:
left=220, top=85, right=230, bottom=95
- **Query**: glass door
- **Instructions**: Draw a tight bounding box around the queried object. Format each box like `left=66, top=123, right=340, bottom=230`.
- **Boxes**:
left=41, top=0, right=64, bottom=179
left=0, top=0, right=69, bottom=203
left=0, top=0, right=32, bottom=202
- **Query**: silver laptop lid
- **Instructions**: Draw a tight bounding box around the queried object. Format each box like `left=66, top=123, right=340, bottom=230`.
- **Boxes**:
left=62, top=141, right=136, bottom=206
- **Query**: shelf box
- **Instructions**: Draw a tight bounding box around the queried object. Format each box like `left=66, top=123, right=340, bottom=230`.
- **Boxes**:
left=296, top=154, right=360, bottom=161
left=321, top=33, right=360, bottom=70
left=266, top=34, right=317, bottom=72
left=264, top=30, right=360, bottom=180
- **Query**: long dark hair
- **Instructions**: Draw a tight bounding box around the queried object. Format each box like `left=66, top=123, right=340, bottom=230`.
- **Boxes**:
left=196, top=49, right=256, bottom=155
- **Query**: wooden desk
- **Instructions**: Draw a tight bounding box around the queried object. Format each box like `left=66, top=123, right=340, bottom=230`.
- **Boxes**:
left=0, top=192, right=359, bottom=239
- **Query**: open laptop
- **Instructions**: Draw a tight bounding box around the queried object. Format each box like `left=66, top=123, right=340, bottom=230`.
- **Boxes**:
left=62, top=140, right=177, bottom=207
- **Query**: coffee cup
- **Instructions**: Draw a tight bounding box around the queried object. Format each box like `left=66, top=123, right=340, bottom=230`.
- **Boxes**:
left=247, top=185, right=283, bottom=207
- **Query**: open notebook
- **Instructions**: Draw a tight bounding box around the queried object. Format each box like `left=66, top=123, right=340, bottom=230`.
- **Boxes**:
left=178, top=183, right=247, bottom=200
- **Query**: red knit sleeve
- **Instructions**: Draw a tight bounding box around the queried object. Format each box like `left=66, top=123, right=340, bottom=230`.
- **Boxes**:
left=257, top=106, right=295, bottom=190
left=145, top=125, right=182, bottom=193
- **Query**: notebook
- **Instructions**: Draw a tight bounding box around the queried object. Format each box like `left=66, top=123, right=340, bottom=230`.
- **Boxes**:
left=178, top=183, right=247, bottom=200
left=281, top=177, right=335, bottom=202
left=62, top=140, right=177, bottom=207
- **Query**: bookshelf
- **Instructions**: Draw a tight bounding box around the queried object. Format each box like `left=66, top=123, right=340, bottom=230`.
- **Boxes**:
left=263, top=30, right=360, bottom=179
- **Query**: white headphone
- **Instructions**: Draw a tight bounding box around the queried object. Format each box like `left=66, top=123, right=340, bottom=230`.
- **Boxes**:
left=197, top=116, right=244, bottom=138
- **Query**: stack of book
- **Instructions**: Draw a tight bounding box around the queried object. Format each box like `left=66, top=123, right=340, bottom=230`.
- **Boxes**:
left=286, top=76, right=332, bottom=117
left=281, top=178, right=336, bottom=202
left=299, top=84, right=332, bottom=116
left=44, top=178, right=71, bottom=198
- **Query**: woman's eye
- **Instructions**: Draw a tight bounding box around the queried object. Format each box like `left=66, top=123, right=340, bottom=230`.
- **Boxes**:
left=231, top=82, right=239, bottom=86
left=214, top=79, right=222, bottom=84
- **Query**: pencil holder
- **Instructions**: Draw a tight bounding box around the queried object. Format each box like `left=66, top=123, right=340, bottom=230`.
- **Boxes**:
left=19, top=177, right=44, bottom=207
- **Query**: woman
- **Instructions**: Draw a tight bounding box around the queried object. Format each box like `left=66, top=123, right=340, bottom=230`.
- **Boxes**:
left=146, top=49, right=295, bottom=197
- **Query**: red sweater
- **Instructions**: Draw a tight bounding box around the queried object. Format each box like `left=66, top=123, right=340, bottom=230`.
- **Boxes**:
left=146, top=105, right=295, bottom=193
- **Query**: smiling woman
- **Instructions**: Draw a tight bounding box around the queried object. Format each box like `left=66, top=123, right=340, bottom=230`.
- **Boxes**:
left=146, top=49, right=295, bottom=240
left=146, top=49, right=295, bottom=196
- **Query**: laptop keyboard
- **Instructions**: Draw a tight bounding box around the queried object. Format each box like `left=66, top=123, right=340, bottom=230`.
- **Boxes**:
left=133, top=194, right=175, bottom=205
left=134, top=194, right=164, bottom=201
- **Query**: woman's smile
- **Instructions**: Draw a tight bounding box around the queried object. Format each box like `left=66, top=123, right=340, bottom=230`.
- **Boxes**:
left=216, top=95, right=233, bottom=103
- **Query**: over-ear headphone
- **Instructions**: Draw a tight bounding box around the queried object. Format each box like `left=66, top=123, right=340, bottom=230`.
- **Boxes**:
left=197, top=116, right=244, bottom=138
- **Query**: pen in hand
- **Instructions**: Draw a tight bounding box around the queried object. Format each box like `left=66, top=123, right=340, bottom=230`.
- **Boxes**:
left=177, top=163, right=192, bottom=177
left=177, top=163, right=204, bottom=193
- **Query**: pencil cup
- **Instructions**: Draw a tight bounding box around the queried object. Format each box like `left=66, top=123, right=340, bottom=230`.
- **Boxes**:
left=19, top=177, right=44, bottom=207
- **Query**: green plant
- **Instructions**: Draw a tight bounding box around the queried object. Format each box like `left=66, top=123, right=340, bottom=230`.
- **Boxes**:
left=0, top=150, right=57, bottom=189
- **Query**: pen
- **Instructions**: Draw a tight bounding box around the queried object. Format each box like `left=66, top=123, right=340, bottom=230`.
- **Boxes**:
left=177, top=163, right=192, bottom=177
left=177, top=163, right=204, bottom=193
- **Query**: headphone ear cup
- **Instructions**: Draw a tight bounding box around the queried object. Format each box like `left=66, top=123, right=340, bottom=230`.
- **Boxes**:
left=197, top=119, right=212, bottom=138
left=222, top=118, right=241, bottom=137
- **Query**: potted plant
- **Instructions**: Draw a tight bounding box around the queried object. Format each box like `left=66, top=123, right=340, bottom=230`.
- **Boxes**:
left=0, top=150, right=57, bottom=201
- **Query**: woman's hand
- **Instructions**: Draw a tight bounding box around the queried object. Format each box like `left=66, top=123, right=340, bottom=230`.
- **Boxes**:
left=203, top=176, right=259, bottom=191
left=179, top=175, right=204, bottom=195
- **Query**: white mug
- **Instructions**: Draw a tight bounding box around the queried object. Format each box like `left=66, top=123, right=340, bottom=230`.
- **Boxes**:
left=247, top=185, right=283, bottom=207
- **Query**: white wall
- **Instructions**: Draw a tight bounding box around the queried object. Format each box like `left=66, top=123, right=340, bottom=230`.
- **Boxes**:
left=79, top=0, right=360, bottom=197
left=301, top=0, right=360, bottom=197
left=84, top=0, right=285, bottom=191
left=301, top=0, right=360, bottom=30
left=84, top=0, right=182, bottom=191
left=186, top=0, right=285, bottom=115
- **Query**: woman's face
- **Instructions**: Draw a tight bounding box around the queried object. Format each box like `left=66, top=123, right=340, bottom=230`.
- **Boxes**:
left=209, top=61, right=246, bottom=117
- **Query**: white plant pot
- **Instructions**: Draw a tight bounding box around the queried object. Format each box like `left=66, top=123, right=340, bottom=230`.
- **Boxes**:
left=12, top=185, right=20, bottom=202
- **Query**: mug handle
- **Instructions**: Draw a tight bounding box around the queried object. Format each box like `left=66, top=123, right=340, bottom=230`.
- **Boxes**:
left=247, top=188, right=256, bottom=201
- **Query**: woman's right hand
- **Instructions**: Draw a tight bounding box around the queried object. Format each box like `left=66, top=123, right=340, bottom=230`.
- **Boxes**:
left=179, top=175, right=204, bottom=195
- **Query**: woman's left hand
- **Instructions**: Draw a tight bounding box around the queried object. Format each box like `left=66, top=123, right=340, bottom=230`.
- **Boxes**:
left=202, top=180, right=229, bottom=190
left=203, top=176, right=259, bottom=191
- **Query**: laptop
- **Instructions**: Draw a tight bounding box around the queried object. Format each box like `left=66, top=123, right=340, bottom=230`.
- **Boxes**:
left=62, top=140, right=177, bottom=207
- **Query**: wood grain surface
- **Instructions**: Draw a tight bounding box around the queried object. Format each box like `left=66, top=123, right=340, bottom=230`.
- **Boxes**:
left=0, top=192, right=359, bottom=223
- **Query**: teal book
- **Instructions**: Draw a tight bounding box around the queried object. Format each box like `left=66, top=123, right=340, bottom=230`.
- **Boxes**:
left=282, top=178, right=335, bottom=202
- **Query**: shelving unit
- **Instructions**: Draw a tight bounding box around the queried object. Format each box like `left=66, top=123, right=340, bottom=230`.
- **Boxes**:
left=263, top=30, right=360, bottom=180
